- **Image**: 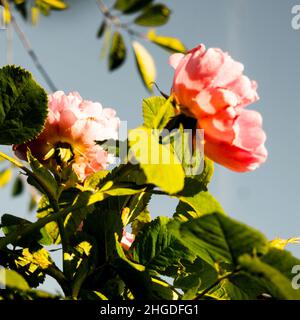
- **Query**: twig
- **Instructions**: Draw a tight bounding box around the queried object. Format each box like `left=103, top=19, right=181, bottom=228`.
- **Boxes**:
left=96, top=0, right=147, bottom=40
left=11, top=15, right=57, bottom=92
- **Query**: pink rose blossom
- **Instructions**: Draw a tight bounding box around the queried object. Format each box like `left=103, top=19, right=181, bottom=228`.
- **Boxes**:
left=169, top=44, right=267, bottom=172
left=13, top=91, right=120, bottom=181
left=120, top=231, right=135, bottom=251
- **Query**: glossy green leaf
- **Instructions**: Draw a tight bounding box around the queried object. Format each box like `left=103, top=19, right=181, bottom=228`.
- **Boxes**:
left=0, top=65, right=48, bottom=145
left=148, top=29, right=186, bottom=53
left=132, top=41, right=156, bottom=92
left=134, top=4, right=170, bottom=27
left=109, top=32, right=127, bottom=71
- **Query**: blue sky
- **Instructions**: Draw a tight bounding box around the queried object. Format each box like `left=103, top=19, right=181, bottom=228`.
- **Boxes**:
left=1, top=0, right=300, bottom=293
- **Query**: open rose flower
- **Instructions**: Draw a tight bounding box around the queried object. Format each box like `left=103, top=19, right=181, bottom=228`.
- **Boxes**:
left=169, top=44, right=267, bottom=172
left=13, top=91, right=120, bottom=181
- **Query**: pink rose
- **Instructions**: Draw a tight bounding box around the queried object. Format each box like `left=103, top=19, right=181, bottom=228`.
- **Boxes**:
left=169, top=44, right=267, bottom=172
left=120, top=231, right=135, bottom=251
left=13, top=91, right=120, bottom=181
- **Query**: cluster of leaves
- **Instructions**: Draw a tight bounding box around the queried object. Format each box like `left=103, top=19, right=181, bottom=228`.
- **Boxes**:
left=0, top=66, right=300, bottom=300
left=2, top=0, right=186, bottom=92
left=97, top=0, right=186, bottom=91
left=0, top=0, right=68, bottom=25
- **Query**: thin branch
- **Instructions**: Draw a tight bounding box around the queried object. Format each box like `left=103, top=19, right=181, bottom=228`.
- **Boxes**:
left=11, top=15, right=57, bottom=92
left=96, top=0, right=147, bottom=40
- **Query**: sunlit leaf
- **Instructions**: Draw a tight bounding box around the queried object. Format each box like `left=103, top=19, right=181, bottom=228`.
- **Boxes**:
left=128, top=127, right=185, bottom=194
left=41, top=0, right=68, bottom=10
left=148, top=30, right=186, bottom=53
left=0, top=168, right=12, bottom=188
left=0, top=269, right=29, bottom=291
left=142, top=96, right=175, bottom=129
left=31, top=6, right=39, bottom=25
left=132, top=41, right=156, bottom=92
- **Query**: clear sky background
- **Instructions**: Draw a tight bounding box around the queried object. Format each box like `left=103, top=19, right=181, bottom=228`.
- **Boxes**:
left=0, top=0, right=300, bottom=294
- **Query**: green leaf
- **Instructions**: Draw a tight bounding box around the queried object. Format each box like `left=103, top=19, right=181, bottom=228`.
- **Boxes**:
left=113, top=234, right=176, bottom=299
left=0, top=269, right=29, bottom=291
left=41, top=0, right=68, bottom=10
left=142, top=96, right=175, bottom=129
left=109, top=32, right=127, bottom=71
left=97, top=20, right=107, bottom=38
left=134, top=4, right=170, bottom=27
left=130, top=217, right=194, bottom=276
left=12, top=176, right=24, bottom=196
left=175, top=191, right=225, bottom=220
left=36, top=195, right=60, bottom=245
left=83, top=197, right=123, bottom=265
left=0, top=168, right=12, bottom=188
left=147, top=29, right=186, bottom=53
left=132, top=41, right=156, bottom=92
left=131, top=209, right=151, bottom=234
left=114, top=0, right=154, bottom=14
left=128, top=127, right=185, bottom=194
left=0, top=65, right=48, bottom=145
left=27, top=150, right=58, bottom=200
left=169, top=213, right=268, bottom=267
left=239, top=254, right=300, bottom=300
left=1, top=214, right=44, bottom=247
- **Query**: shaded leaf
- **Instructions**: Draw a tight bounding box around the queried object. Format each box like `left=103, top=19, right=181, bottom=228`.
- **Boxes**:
left=114, top=0, right=154, bottom=14
left=130, top=216, right=194, bottom=276
left=0, top=65, right=48, bottom=145
left=11, top=176, right=24, bottom=196
left=109, top=32, right=127, bottom=71
left=169, top=213, right=268, bottom=267
left=134, top=4, right=171, bottom=27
